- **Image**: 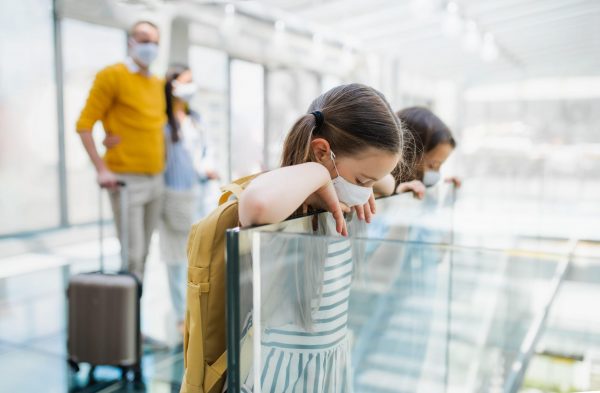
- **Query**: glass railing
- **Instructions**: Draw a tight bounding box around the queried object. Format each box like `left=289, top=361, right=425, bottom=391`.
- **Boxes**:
left=225, top=186, right=580, bottom=393
left=226, top=229, right=452, bottom=392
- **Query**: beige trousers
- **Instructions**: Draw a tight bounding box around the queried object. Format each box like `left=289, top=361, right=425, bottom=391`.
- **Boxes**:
left=109, top=174, right=164, bottom=281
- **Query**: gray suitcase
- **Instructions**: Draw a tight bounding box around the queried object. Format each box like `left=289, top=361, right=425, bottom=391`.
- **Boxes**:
left=67, top=183, right=142, bottom=382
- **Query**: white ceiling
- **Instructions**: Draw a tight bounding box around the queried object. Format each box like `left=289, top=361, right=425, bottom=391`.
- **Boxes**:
left=251, top=0, right=600, bottom=83
left=62, top=0, right=600, bottom=84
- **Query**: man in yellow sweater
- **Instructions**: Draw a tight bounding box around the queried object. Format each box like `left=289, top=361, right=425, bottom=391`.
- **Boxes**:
left=77, top=21, right=166, bottom=281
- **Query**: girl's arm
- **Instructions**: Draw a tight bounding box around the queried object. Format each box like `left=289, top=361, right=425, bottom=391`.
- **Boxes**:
left=239, top=162, right=348, bottom=235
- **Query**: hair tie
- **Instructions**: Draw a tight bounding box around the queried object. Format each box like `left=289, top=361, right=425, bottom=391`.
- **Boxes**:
left=311, top=111, right=324, bottom=129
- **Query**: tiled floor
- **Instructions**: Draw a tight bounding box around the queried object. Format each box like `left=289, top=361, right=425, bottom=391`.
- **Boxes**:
left=0, top=227, right=184, bottom=392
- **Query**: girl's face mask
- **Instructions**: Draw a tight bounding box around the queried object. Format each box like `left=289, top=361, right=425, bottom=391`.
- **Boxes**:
left=330, top=150, right=373, bottom=206
left=422, top=170, right=441, bottom=187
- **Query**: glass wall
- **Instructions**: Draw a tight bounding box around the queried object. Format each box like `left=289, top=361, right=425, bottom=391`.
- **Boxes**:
left=61, top=18, right=126, bottom=224
left=230, top=59, right=264, bottom=180
left=0, top=0, right=59, bottom=235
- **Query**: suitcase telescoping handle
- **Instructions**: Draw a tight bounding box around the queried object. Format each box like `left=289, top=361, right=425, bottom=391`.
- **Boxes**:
left=99, top=181, right=128, bottom=274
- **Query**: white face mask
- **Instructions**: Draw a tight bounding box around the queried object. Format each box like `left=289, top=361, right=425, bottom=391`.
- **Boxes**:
left=172, top=81, right=198, bottom=102
left=423, top=170, right=441, bottom=187
left=131, top=40, right=158, bottom=67
left=330, top=151, right=373, bottom=206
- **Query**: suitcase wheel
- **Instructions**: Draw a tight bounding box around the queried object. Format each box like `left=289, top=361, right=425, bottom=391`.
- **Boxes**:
left=67, top=358, right=80, bottom=373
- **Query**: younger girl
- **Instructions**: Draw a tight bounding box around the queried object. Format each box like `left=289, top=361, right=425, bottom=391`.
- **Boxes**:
left=375, top=106, right=459, bottom=198
left=238, top=84, right=403, bottom=392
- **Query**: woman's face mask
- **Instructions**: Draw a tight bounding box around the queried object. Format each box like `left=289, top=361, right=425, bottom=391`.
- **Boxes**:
left=330, top=150, right=373, bottom=206
left=172, top=81, right=198, bottom=102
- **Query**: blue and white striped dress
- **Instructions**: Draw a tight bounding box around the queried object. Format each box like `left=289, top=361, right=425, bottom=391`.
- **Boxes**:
left=242, top=235, right=354, bottom=393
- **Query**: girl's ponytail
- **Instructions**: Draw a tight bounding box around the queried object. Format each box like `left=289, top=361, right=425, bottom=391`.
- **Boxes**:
left=280, top=83, right=402, bottom=168
left=281, top=114, right=320, bottom=167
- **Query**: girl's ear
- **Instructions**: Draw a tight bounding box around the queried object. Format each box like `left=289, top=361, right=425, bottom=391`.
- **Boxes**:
left=310, top=138, right=331, bottom=164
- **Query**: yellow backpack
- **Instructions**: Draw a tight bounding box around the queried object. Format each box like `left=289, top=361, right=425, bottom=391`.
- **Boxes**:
left=180, top=174, right=258, bottom=393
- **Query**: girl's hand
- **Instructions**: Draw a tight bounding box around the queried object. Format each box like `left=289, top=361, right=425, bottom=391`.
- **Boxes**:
left=353, top=191, right=376, bottom=223
left=102, top=134, right=121, bottom=149
left=313, top=181, right=349, bottom=236
left=445, top=176, right=462, bottom=188
left=396, top=180, right=426, bottom=200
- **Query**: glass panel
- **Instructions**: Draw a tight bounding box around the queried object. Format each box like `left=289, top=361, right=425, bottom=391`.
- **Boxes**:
left=230, top=59, right=264, bottom=180
left=522, top=250, right=600, bottom=393
left=0, top=0, right=59, bottom=234
left=226, top=191, right=568, bottom=392
left=188, top=45, right=229, bottom=215
left=367, top=184, right=455, bottom=244
left=446, top=249, right=563, bottom=392
left=61, top=18, right=126, bottom=224
left=228, top=224, right=451, bottom=393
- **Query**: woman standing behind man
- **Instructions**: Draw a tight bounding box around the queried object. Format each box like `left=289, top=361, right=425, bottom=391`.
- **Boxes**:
left=161, top=64, right=218, bottom=334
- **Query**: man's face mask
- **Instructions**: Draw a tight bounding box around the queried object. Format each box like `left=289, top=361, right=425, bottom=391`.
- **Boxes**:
left=131, top=39, right=159, bottom=67
left=330, top=150, right=373, bottom=207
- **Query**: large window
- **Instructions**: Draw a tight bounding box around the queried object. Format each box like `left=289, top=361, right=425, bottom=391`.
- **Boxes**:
left=230, top=59, right=265, bottom=180
left=266, top=68, right=321, bottom=169
left=62, top=19, right=126, bottom=224
left=0, top=0, right=59, bottom=235
left=188, top=45, right=229, bottom=180
left=188, top=45, right=230, bottom=214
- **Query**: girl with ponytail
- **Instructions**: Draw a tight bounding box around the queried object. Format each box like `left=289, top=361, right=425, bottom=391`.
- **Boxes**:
left=238, top=83, right=404, bottom=392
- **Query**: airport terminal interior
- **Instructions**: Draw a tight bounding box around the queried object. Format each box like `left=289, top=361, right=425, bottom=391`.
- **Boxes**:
left=1, top=0, right=600, bottom=392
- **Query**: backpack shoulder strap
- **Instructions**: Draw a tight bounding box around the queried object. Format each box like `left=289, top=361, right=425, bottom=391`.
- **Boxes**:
left=218, top=173, right=261, bottom=206
left=203, top=351, right=228, bottom=392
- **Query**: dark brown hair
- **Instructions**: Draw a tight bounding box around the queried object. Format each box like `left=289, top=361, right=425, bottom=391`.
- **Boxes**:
left=281, top=83, right=403, bottom=167
left=392, top=106, right=456, bottom=184
left=165, top=64, right=190, bottom=143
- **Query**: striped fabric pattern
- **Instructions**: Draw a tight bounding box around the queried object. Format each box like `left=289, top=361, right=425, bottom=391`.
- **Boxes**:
left=243, top=238, right=354, bottom=393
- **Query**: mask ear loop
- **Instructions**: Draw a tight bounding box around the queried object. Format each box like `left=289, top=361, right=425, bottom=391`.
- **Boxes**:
left=330, top=150, right=341, bottom=177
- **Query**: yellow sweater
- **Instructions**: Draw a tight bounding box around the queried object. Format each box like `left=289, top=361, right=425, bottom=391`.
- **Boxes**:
left=76, top=63, right=166, bottom=174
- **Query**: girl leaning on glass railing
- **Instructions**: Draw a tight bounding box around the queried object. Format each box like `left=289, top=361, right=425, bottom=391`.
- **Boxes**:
left=374, top=106, right=460, bottom=198
left=237, top=83, right=406, bottom=393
